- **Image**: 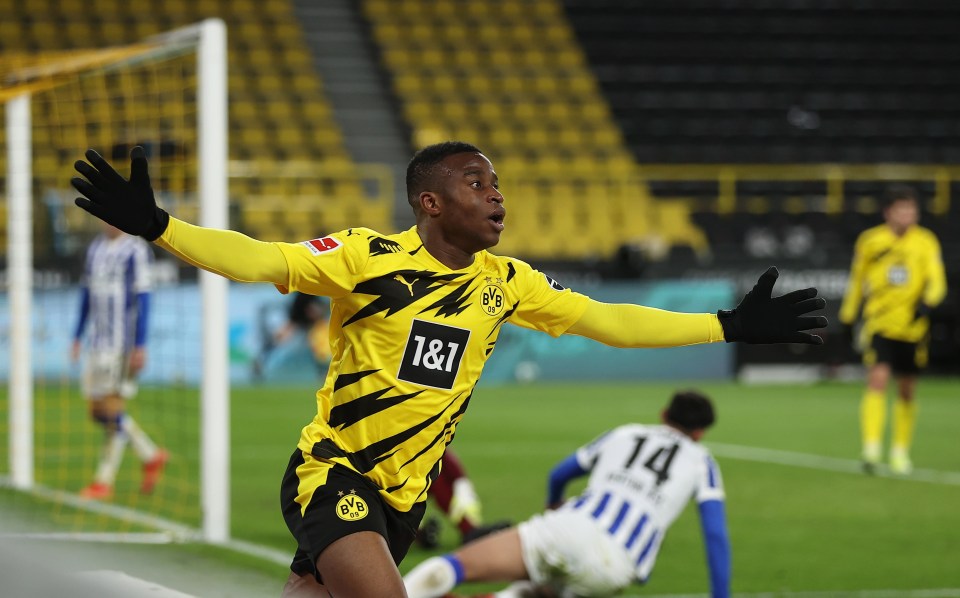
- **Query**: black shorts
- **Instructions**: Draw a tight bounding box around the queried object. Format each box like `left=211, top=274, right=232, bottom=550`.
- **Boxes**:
left=280, top=448, right=425, bottom=582
left=866, top=334, right=927, bottom=375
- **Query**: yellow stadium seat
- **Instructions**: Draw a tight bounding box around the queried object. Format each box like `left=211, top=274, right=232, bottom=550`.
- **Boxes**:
left=264, top=102, right=295, bottom=122
left=403, top=101, right=434, bottom=123
left=393, top=73, right=421, bottom=97
left=544, top=23, right=574, bottom=45
left=420, top=48, right=446, bottom=69
left=372, top=23, right=402, bottom=46
left=363, top=0, right=391, bottom=19
left=464, top=75, right=492, bottom=95
left=532, top=77, right=560, bottom=96
left=440, top=103, right=470, bottom=121
left=580, top=102, right=611, bottom=123
left=511, top=102, right=541, bottom=123
left=243, top=207, right=281, bottom=229
left=590, top=127, right=624, bottom=148
left=430, top=74, right=458, bottom=95
left=229, top=0, right=259, bottom=14
left=520, top=127, right=552, bottom=149
left=134, top=21, right=164, bottom=39
left=556, top=128, right=585, bottom=149
left=230, top=100, right=258, bottom=122
left=545, top=101, right=574, bottom=121
left=292, top=74, right=322, bottom=94
left=488, top=49, right=514, bottom=68
left=383, top=48, right=415, bottom=70
left=477, top=101, right=506, bottom=121
left=255, top=74, right=285, bottom=94
left=301, top=101, right=333, bottom=120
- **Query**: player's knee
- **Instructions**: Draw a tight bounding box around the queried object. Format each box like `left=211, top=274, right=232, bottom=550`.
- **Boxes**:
left=92, top=410, right=124, bottom=430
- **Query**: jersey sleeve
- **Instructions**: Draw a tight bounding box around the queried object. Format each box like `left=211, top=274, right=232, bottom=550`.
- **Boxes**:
left=574, top=429, right=614, bottom=470
left=921, top=231, right=947, bottom=309
left=839, top=231, right=869, bottom=325
left=506, top=261, right=590, bottom=337
left=695, top=453, right=726, bottom=504
left=274, top=229, right=371, bottom=298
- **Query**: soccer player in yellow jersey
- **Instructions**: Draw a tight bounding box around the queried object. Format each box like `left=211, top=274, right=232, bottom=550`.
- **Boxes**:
left=839, top=185, right=946, bottom=475
left=71, top=142, right=827, bottom=598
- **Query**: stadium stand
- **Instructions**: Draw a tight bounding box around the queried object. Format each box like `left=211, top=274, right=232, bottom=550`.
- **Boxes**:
left=562, top=0, right=960, bottom=270
left=0, top=0, right=391, bottom=259
left=361, top=0, right=708, bottom=262
left=564, top=0, right=960, bottom=164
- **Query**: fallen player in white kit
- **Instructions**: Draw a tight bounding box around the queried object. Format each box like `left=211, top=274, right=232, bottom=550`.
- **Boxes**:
left=404, top=389, right=731, bottom=598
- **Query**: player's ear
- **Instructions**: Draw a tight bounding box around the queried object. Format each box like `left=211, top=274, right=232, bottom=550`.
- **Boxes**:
left=419, top=191, right=441, bottom=216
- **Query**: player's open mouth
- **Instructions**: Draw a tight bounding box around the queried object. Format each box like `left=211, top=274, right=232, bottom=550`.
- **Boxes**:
left=489, top=211, right=505, bottom=231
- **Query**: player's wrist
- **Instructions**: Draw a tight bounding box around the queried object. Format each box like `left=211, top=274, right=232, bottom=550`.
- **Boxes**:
left=716, top=309, right=740, bottom=343
left=143, top=207, right=170, bottom=242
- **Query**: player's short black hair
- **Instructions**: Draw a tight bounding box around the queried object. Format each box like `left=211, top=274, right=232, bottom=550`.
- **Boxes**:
left=664, top=390, right=715, bottom=432
left=405, top=141, right=482, bottom=207
left=882, top=184, right=918, bottom=209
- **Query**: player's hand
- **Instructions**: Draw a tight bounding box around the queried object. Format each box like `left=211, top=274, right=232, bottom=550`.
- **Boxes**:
left=129, top=347, right=146, bottom=373
left=914, top=302, right=932, bottom=321
left=718, top=267, right=828, bottom=344
left=71, top=146, right=170, bottom=241
left=70, top=340, right=81, bottom=363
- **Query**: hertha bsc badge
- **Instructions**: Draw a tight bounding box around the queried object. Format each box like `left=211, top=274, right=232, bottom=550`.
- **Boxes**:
left=336, top=492, right=368, bottom=521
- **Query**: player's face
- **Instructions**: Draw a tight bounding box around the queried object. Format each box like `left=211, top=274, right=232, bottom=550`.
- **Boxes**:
left=436, top=152, right=506, bottom=253
left=884, top=199, right=918, bottom=235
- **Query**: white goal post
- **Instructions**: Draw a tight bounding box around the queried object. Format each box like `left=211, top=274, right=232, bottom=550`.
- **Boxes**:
left=4, top=19, right=230, bottom=543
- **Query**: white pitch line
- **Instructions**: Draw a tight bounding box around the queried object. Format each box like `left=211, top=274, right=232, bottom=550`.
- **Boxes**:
left=630, top=590, right=960, bottom=598
left=0, top=532, right=177, bottom=544
left=0, top=476, right=200, bottom=541
left=706, top=442, right=960, bottom=487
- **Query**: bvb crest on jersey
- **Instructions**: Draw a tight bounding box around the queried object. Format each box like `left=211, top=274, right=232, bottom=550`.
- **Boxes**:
left=480, top=283, right=505, bottom=316
left=336, top=491, right=368, bottom=521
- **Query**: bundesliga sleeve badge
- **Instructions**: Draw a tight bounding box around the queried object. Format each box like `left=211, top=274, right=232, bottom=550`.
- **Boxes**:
left=303, top=236, right=343, bottom=255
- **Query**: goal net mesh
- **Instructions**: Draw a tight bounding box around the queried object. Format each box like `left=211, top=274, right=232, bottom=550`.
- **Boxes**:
left=1, top=39, right=205, bottom=539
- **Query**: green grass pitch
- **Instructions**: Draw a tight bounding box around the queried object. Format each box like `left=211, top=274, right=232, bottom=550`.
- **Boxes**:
left=3, top=379, right=959, bottom=594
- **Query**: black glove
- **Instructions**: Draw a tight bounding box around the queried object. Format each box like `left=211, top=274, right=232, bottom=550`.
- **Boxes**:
left=71, top=146, right=169, bottom=241
left=914, top=302, right=932, bottom=320
left=718, top=267, right=828, bottom=344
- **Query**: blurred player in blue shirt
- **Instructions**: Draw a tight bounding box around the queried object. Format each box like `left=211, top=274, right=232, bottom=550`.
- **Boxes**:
left=72, top=223, right=167, bottom=500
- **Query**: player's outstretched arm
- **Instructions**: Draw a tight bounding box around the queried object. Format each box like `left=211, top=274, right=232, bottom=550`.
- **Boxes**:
left=567, top=267, right=827, bottom=346
left=72, top=147, right=288, bottom=285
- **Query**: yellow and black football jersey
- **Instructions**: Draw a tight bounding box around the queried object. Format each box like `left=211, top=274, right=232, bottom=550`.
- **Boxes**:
left=275, top=226, right=590, bottom=511
left=839, top=223, right=946, bottom=343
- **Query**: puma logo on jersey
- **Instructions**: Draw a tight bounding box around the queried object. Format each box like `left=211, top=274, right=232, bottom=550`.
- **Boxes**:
left=370, top=237, right=404, bottom=256
left=395, top=275, right=416, bottom=296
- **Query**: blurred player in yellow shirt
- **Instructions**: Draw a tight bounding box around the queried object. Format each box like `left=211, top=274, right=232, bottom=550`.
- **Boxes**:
left=839, top=185, right=947, bottom=475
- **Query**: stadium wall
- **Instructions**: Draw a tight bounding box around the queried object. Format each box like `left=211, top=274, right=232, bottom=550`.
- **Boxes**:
left=0, top=280, right=735, bottom=386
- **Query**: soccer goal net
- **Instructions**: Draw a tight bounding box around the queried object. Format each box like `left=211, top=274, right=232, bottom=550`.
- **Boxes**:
left=1, top=19, right=228, bottom=543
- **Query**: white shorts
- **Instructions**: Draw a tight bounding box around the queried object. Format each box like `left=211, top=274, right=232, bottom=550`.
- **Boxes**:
left=517, top=509, right=635, bottom=598
left=82, top=351, right=138, bottom=399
